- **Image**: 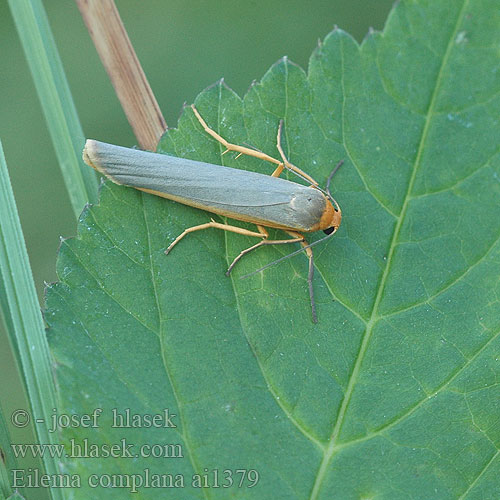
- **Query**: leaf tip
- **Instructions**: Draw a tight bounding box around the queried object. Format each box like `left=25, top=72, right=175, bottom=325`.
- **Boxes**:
left=43, top=279, right=56, bottom=294
left=245, top=79, right=259, bottom=94
left=57, top=235, right=72, bottom=254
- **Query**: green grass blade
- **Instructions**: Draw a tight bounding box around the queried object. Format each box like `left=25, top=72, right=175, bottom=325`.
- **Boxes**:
left=0, top=141, right=64, bottom=500
left=8, top=0, right=98, bottom=217
left=0, top=282, right=15, bottom=358
left=0, top=404, right=16, bottom=499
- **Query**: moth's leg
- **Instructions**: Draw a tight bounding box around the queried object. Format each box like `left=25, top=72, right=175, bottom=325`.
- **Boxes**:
left=270, top=165, right=284, bottom=177
left=225, top=227, right=304, bottom=276
left=276, top=120, right=319, bottom=186
left=191, top=105, right=285, bottom=170
left=285, top=230, right=317, bottom=323
left=256, top=225, right=269, bottom=237
left=165, top=219, right=265, bottom=255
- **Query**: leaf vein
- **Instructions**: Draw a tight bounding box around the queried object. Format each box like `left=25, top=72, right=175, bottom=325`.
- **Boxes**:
left=62, top=241, right=158, bottom=337
left=334, top=315, right=500, bottom=453
left=88, top=209, right=148, bottom=268
left=410, top=146, right=500, bottom=199
left=458, top=449, right=500, bottom=499
left=381, top=229, right=500, bottom=319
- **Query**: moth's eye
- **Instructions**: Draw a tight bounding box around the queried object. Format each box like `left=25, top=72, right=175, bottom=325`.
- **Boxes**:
left=323, top=226, right=335, bottom=235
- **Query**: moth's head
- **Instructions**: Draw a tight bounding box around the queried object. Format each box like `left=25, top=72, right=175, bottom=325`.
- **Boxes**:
left=323, top=206, right=342, bottom=235
left=319, top=197, right=342, bottom=235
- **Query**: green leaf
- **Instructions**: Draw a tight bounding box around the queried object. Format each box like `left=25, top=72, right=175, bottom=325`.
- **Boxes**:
left=46, top=0, right=500, bottom=498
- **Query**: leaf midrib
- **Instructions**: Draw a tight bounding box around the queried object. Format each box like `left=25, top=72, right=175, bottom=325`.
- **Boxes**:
left=308, top=1, right=469, bottom=498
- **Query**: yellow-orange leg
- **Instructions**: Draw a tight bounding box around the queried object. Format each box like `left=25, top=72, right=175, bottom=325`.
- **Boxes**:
left=191, top=105, right=282, bottom=168
left=276, top=120, right=318, bottom=186
left=165, top=219, right=265, bottom=255
left=192, top=105, right=309, bottom=181
left=225, top=233, right=305, bottom=276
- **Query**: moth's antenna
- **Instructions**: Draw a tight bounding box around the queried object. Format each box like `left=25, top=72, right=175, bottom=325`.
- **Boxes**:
left=240, top=229, right=338, bottom=280
left=327, top=160, right=343, bottom=196
left=282, top=159, right=344, bottom=202
left=282, top=164, right=321, bottom=187
left=326, top=159, right=344, bottom=211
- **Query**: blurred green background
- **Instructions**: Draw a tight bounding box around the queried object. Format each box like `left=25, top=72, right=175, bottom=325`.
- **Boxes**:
left=1, top=0, right=393, bottom=498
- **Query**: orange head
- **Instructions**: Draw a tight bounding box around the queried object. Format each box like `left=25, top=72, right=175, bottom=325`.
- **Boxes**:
left=318, top=196, right=342, bottom=235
